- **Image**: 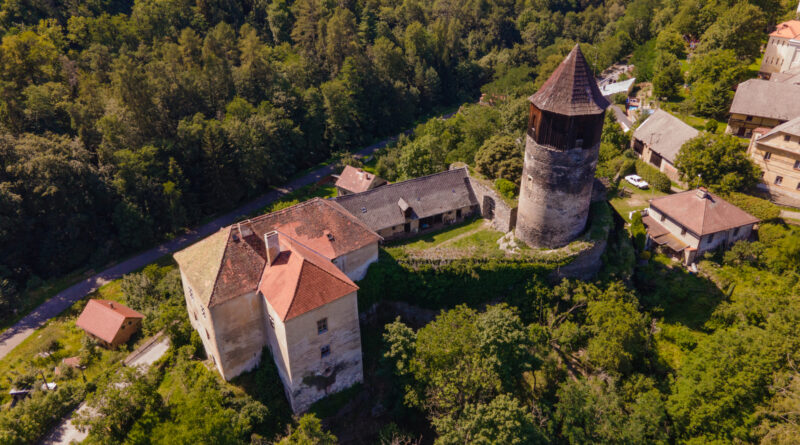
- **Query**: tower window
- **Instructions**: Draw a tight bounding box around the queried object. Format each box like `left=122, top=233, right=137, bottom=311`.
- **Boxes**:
left=794, top=160, right=800, bottom=169
left=785, top=135, right=791, bottom=142
left=775, top=176, right=783, bottom=185
left=317, top=318, right=328, bottom=334
left=321, top=345, right=331, bottom=358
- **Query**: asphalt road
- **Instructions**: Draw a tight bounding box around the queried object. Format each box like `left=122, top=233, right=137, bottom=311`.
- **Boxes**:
left=0, top=136, right=399, bottom=361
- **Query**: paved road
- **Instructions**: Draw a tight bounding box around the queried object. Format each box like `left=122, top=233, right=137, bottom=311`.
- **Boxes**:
left=0, top=137, right=399, bottom=361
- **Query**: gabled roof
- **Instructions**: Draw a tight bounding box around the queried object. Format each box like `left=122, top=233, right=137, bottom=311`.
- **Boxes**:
left=649, top=189, right=759, bottom=236
left=76, top=300, right=144, bottom=344
left=335, top=165, right=385, bottom=194
left=633, top=109, right=700, bottom=163
left=760, top=115, right=800, bottom=139
left=258, top=233, right=358, bottom=321
left=173, top=198, right=380, bottom=307
left=770, top=20, right=800, bottom=39
left=529, top=44, right=610, bottom=116
left=730, top=79, right=800, bottom=121
left=332, top=168, right=479, bottom=231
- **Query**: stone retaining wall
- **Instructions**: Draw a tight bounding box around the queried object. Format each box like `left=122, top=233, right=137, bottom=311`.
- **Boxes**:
left=468, top=177, right=518, bottom=233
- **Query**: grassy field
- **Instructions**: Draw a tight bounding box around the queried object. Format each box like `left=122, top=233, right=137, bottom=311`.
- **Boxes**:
left=0, top=281, right=130, bottom=405
left=609, top=186, right=669, bottom=221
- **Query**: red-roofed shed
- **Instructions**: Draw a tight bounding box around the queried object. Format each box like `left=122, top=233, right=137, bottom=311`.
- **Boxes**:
left=76, top=299, right=144, bottom=348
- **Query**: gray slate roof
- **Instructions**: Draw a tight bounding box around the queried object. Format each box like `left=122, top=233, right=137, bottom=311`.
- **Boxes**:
left=730, top=79, right=800, bottom=121
left=332, top=168, right=478, bottom=231
left=762, top=115, right=800, bottom=138
left=633, top=109, right=700, bottom=163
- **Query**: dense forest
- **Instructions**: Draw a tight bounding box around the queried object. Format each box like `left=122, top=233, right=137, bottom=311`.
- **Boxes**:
left=0, top=0, right=655, bottom=317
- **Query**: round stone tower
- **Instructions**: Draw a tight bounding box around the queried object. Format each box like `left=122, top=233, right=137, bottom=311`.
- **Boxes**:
left=515, top=45, right=610, bottom=248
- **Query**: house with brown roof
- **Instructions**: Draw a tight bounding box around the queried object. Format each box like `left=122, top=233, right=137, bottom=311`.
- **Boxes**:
left=332, top=167, right=479, bottom=240
left=747, top=116, right=800, bottom=207
left=759, top=20, right=800, bottom=79
left=173, top=198, right=381, bottom=413
left=76, top=300, right=144, bottom=348
left=335, top=165, right=387, bottom=196
left=725, top=79, right=800, bottom=138
left=632, top=110, right=700, bottom=183
left=642, top=188, right=758, bottom=264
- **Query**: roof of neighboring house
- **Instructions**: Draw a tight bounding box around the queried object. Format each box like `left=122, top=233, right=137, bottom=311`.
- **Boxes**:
left=760, top=115, right=800, bottom=139
left=770, top=20, right=800, bottom=39
left=599, top=78, right=636, bottom=97
left=259, top=233, right=358, bottom=321
left=76, top=300, right=144, bottom=344
left=529, top=44, right=610, bottom=116
left=649, top=189, right=759, bottom=236
left=332, top=167, right=479, bottom=231
left=173, top=198, right=381, bottom=307
left=729, top=79, right=800, bottom=121
left=633, top=109, right=700, bottom=163
left=335, top=165, right=385, bottom=194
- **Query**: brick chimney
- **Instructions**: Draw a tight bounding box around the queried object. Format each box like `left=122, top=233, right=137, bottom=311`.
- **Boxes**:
left=265, top=231, right=280, bottom=265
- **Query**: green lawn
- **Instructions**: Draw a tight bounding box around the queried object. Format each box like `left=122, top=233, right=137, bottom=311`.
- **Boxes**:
left=386, top=218, right=485, bottom=250
left=609, top=186, right=668, bottom=221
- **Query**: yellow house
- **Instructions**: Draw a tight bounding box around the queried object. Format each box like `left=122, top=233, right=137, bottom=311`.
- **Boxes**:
left=173, top=198, right=381, bottom=413
left=726, top=79, right=800, bottom=138
left=747, top=117, right=800, bottom=207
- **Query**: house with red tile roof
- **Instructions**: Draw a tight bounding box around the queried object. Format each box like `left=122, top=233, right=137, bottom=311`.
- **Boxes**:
left=76, top=300, right=144, bottom=348
left=173, top=198, right=380, bottom=412
left=642, top=188, right=759, bottom=264
left=334, top=165, right=388, bottom=196
left=759, top=20, right=800, bottom=79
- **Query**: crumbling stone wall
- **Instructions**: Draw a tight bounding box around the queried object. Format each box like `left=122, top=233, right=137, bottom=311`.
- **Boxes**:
left=468, top=177, right=518, bottom=233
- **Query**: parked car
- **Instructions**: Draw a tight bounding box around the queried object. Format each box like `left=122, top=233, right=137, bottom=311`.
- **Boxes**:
left=625, top=174, right=649, bottom=189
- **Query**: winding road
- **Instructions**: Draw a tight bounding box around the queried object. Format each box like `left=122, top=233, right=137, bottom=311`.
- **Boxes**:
left=0, top=136, right=400, bottom=361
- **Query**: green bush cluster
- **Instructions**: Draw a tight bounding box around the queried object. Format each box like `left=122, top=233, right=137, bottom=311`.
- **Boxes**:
left=0, top=382, right=86, bottom=445
left=722, top=192, right=780, bottom=221
left=494, top=178, right=518, bottom=200
left=634, top=160, right=672, bottom=192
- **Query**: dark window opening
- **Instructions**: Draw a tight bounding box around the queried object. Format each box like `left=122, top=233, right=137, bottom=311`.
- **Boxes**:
left=317, top=318, right=328, bottom=335
left=775, top=176, right=783, bottom=185
left=456, top=209, right=462, bottom=218
left=764, top=151, right=772, bottom=160
left=321, top=345, right=331, bottom=358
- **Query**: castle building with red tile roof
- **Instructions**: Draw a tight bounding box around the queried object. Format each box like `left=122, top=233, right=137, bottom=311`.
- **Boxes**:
left=759, top=20, right=800, bottom=79
left=173, top=198, right=380, bottom=413
left=76, top=300, right=144, bottom=348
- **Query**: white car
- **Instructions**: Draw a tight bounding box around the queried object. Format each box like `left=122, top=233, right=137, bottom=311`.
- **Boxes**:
left=624, top=174, right=649, bottom=189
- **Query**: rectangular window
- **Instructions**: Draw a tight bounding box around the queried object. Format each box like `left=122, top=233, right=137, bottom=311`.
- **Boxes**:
left=320, top=345, right=331, bottom=358
left=796, top=182, right=800, bottom=190
left=746, top=115, right=753, bottom=122
left=317, top=318, right=328, bottom=335
left=794, top=160, right=800, bottom=169
left=660, top=214, right=665, bottom=222
left=680, top=227, right=686, bottom=236
left=733, top=227, right=739, bottom=237
left=775, top=176, right=783, bottom=185
left=785, top=135, right=792, bottom=142
left=764, top=151, right=772, bottom=160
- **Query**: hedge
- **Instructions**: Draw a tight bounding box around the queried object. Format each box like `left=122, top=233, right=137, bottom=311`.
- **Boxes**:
left=634, top=160, right=672, bottom=192
left=722, top=192, right=781, bottom=221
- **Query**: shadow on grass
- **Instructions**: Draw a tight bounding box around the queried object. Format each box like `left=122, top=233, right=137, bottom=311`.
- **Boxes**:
left=634, top=256, right=725, bottom=330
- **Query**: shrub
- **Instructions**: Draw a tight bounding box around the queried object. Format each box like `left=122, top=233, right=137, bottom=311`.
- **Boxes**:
left=722, top=192, right=780, bottom=221
left=635, top=160, right=671, bottom=192
left=494, top=178, right=517, bottom=199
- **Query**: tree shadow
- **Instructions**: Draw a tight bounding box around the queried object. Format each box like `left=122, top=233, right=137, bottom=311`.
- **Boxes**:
left=634, top=257, right=726, bottom=330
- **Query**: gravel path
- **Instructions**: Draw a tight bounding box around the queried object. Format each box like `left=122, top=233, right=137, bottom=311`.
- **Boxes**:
left=0, top=136, right=399, bottom=361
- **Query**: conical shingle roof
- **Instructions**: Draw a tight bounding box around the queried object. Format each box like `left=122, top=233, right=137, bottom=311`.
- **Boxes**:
left=529, top=44, right=609, bottom=116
